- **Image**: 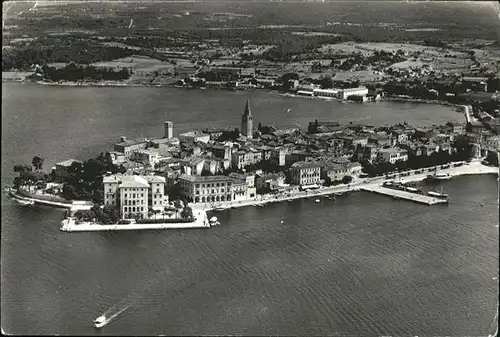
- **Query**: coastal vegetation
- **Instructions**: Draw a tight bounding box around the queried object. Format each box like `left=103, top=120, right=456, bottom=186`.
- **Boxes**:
left=38, top=63, right=131, bottom=82
left=12, top=152, right=127, bottom=203
left=359, top=136, right=473, bottom=177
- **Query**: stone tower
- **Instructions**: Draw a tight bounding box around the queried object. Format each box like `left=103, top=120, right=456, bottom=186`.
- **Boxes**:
left=164, top=121, right=173, bottom=139
left=241, top=99, right=253, bottom=139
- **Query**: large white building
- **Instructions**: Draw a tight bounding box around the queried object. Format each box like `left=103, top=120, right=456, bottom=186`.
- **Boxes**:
left=313, top=88, right=340, bottom=98
left=178, top=174, right=234, bottom=203
left=289, top=161, right=322, bottom=186
left=339, top=87, right=369, bottom=99
left=103, top=174, right=167, bottom=219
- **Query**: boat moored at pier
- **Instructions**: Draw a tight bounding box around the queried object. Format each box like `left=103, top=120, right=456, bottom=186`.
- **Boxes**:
left=426, top=172, right=452, bottom=181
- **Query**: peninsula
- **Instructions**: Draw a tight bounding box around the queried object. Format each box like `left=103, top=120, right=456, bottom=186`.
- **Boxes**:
left=8, top=98, right=499, bottom=232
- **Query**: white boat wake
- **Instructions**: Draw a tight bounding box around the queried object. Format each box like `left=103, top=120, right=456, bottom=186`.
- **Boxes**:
left=98, top=297, right=135, bottom=327
left=96, top=268, right=171, bottom=327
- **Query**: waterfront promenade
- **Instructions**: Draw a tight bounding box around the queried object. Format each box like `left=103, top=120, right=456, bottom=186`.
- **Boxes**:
left=192, top=160, right=498, bottom=212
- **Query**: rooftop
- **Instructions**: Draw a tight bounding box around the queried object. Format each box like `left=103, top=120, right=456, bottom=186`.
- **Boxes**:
left=103, top=174, right=150, bottom=188
left=291, top=161, right=321, bottom=169
left=115, top=138, right=149, bottom=147
left=179, top=130, right=209, bottom=138
left=56, top=159, right=81, bottom=167
left=179, top=174, right=232, bottom=183
left=378, top=147, right=407, bottom=154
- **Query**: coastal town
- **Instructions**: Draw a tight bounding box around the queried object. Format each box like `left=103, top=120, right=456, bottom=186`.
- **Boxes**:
left=8, top=96, right=499, bottom=231
left=3, top=2, right=500, bottom=335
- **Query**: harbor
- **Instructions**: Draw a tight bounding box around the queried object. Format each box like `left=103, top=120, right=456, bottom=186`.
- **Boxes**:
left=361, top=185, right=448, bottom=205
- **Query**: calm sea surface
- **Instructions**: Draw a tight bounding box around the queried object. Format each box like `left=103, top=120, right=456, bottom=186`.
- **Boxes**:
left=1, top=83, right=498, bottom=336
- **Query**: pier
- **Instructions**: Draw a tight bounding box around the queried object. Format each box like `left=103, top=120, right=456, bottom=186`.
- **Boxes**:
left=361, top=186, right=448, bottom=205
left=60, top=210, right=211, bottom=232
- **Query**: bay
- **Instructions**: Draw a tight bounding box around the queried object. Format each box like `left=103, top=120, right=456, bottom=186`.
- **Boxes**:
left=1, top=83, right=497, bottom=336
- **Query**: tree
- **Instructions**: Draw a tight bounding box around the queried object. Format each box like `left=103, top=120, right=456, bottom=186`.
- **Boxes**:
left=319, top=75, right=334, bottom=89
left=14, top=164, right=33, bottom=175
left=342, top=175, right=353, bottom=184
left=181, top=205, right=194, bottom=220
left=62, top=184, right=79, bottom=200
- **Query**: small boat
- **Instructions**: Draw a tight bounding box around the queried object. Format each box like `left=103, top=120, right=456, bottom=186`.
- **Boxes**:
left=427, top=187, right=449, bottom=199
left=426, top=173, right=452, bottom=181
left=315, top=199, right=320, bottom=203
left=209, top=216, right=220, bottom=227
left=93, top=315, right=107, bottom=328
left=213, top=207, right=229, bottom=212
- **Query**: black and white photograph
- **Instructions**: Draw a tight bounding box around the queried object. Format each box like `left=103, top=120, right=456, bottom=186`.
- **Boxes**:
left=1, top=0, right=499, bottom=335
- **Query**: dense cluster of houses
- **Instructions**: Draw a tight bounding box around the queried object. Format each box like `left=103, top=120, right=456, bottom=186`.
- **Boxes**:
left=50, top=99, right=498, bottom=215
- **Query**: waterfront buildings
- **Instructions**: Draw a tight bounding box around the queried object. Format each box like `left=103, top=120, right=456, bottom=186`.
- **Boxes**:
left=54, top=159, right=82, bottom=182
left=289, top=161, right=322, bottom=186
left=241, top=99, right=254, bottom=139
left=103, top=174, right=167, bottom=219
left=178, top=174, right=233, bottom=203
left=313, top=88, right=340, bottom=98
left=255, top=172, right=286, bottom=192
left=230, top=178, right=250, bottom=201
left=321, top=161, right=362, bottom=182
left=338, top=87, right=369, bottom=99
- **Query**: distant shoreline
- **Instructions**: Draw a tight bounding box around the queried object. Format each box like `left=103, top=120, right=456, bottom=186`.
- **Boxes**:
left=1, top=77, right=460, bottom=108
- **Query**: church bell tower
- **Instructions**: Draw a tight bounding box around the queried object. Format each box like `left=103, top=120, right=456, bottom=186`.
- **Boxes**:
left=241, top=99, right=253, bottom=139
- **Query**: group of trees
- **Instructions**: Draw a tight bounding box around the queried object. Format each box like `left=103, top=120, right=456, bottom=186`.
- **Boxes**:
left=360, top=138, right=473, bottom=177
left=40, top=63, right=131, bottom=82
left=257, top=123, right=274, bottom=135
left=12, top=156, right=49, bottom=188
left=61, top=152, right=126, bottom=202
left=324, top=175, right=353, bottom=187
left=74, top=204, right=120, bottom=224
left=2, top=38, right=135, bottom=71
left=337, top=50, right=405, bottom=71
left=217, top=129, right=240, bottom=142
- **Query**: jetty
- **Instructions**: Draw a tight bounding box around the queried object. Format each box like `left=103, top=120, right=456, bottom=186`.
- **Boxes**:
left=60, top=210, right=211, bottom=232
left=361, top=185, right=448, bottom=205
